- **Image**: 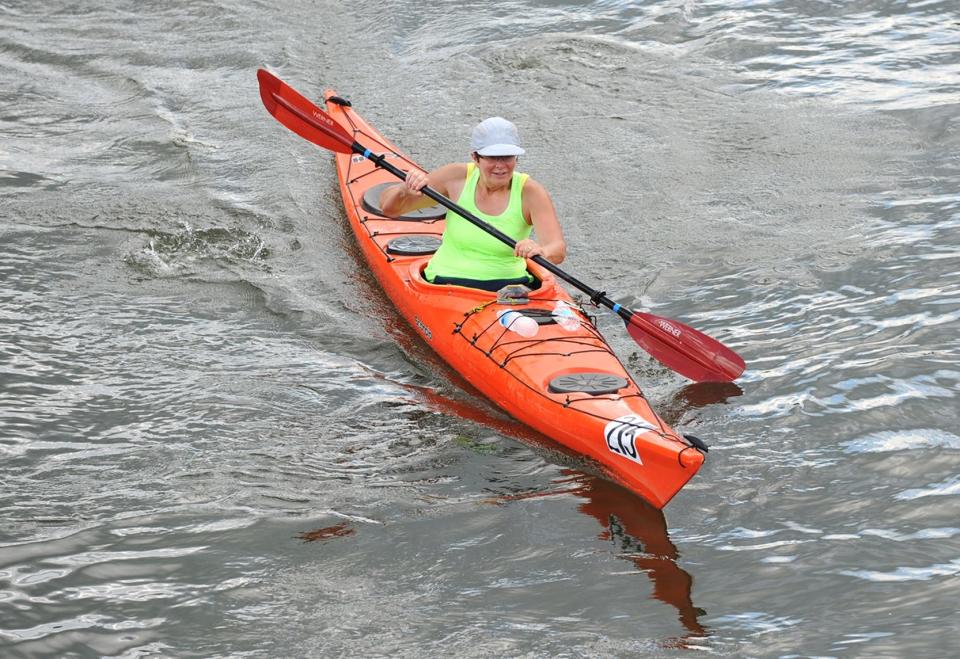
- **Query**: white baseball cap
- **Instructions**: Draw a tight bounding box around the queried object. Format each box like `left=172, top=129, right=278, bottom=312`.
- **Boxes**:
left=470, top=117, right=525, bottom=156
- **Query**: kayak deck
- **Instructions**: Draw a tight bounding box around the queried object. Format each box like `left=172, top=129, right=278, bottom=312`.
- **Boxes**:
left=323, top=91, right=704, bottom=508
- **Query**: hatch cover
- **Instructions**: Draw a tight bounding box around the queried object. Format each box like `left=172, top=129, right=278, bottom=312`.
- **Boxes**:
left=386, top=235, right=442, bottom=256
left=362, top=182, right=446, bottom=221
left=548, top=373, right=628, bottom=395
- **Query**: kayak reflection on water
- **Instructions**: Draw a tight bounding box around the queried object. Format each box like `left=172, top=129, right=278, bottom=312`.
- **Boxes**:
left=496, top=473, right=707, bottom=640
left=341, top=365, right=712, bottom=639
left=571, top=474, right=707, bottom=640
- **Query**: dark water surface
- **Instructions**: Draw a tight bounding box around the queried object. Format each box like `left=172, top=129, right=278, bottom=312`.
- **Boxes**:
left=2, top=1, right=958, bottom=656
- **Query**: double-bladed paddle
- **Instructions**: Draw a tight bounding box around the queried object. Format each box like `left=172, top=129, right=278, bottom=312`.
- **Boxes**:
left=256, top=68, right=746, bottom=382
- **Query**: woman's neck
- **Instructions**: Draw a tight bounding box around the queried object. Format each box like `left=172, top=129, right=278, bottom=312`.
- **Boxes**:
left=477, top=177, right=511, bottom=195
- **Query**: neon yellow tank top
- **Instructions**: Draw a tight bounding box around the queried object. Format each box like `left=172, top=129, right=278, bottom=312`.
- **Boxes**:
left=424, top=163, right=531, bottom=282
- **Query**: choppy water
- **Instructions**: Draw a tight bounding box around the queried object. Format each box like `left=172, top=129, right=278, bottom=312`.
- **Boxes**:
left=2, top=1, right=958, bottom=656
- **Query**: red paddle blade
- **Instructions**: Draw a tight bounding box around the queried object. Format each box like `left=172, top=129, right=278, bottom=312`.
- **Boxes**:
left=626, top=312, right=745, bottom=383
left=257, top=69, right=355, bottom=154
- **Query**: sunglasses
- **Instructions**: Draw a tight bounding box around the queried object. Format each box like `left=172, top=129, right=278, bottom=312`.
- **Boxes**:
left=475, top=154, right=518, bottom=163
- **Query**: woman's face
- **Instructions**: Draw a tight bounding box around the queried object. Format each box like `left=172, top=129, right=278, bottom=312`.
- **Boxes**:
left=473, top=153, right=517, bottom=187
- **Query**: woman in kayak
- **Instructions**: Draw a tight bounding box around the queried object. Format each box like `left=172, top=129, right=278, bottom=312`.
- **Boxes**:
left=379, top=116, right=566, bottom=292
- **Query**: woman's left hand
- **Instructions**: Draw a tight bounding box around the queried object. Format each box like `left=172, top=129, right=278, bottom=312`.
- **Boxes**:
left=514, top=239, right=543, bottom=259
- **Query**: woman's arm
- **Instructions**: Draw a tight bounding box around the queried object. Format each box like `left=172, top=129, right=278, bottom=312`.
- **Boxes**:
left=378, top=163, right=466, bottom=217
left=517, top=178, right=566, bottom=263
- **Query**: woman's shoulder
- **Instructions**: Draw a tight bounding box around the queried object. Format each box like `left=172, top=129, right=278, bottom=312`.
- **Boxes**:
left=519, top=175, right=549, bottom=198
left=434, top=162, right=471, bottom=179
left=430, top=162, right=472, bottom=198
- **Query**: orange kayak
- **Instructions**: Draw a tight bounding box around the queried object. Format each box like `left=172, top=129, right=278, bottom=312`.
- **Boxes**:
left=323, top=91, right=704, bottom=508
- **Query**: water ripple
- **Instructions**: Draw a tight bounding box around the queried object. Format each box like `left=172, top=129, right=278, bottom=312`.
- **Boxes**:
left=897, top=474, right=960, bottom=501
left=840, top=559, right=960, bottom=583
left=844, top=429, right=960, bottom=453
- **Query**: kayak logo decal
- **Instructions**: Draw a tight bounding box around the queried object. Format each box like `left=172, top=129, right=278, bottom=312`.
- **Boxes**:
left=415, top=317, right=433, bottom=340
left=604, top=415, right=654, bottom=465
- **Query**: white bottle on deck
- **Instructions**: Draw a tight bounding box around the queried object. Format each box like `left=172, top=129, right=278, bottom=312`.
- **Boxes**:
left=497, top=309, right=539, bottom=338
left=552, top=301, right=580, bottom=331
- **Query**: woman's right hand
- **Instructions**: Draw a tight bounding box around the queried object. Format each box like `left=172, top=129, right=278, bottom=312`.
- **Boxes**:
left=403, top=169, right=429, bottom=196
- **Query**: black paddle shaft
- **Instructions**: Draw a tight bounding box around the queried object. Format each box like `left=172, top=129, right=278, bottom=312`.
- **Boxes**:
left=358, top=144, right=630, bottom=322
